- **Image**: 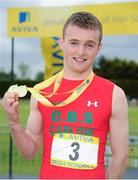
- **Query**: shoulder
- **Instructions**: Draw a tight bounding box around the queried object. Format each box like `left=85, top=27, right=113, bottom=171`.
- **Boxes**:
left=112, top=85, right=128, bottom=115
left=113, top=85, right=127, bottom=104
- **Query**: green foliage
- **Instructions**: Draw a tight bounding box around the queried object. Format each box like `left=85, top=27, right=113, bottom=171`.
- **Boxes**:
left=18, top=63, right=31, bottom=80
left=94, top=56, right=138, bottom=80
left=0, top=70, right=16, bottom=81
left=35, top=71, right=44, bottom=82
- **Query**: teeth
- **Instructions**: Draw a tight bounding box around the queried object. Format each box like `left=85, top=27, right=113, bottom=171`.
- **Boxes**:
left=74, top=57, right=86, bottom=62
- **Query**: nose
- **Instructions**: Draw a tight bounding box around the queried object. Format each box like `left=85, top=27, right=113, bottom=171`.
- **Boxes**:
left=77, top=44, right=85, bottom=56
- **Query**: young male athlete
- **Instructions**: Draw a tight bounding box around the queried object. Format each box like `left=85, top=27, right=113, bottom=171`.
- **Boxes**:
left=2, top=12, right=128, bottom=179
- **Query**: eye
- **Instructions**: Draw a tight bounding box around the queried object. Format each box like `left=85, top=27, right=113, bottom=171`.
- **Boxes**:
left=70, top=41, right=78, bottom=45
left=86, top=44, right=95, bottom=48
left=88, top=44, right=93, bottom=47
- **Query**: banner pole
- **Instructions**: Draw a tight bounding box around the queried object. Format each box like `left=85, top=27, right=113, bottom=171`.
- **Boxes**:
left=9, top=37, right=14, bottom=179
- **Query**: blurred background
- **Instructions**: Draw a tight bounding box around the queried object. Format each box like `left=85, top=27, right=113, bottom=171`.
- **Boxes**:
left=0, top=0, right=138, bottom=179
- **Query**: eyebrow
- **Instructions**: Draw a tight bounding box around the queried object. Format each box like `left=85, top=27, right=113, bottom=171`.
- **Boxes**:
left=68, top=39, right=97, bottom=45
left=68, top=39, right=79, bottom=42
left=86, top=40, right=97, bottom=45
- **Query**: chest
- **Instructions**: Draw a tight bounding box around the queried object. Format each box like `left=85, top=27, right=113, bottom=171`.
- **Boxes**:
left=38, top=82, right=112, bottom=136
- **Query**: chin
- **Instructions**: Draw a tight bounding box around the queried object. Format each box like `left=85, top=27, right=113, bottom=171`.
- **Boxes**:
left=72, top=68, right=89, bottom=74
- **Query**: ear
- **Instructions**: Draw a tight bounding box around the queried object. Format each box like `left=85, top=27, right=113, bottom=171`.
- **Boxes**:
left=97, top=43, right=102, bottom=55
left=58, top=37, right=64, bottom=51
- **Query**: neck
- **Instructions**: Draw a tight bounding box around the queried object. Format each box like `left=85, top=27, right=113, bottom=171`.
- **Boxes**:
left=63, top=69, right=94, bottom=80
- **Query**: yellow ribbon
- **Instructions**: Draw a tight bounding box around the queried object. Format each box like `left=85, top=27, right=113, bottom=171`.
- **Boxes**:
left=27, top=70, right=94, bottom=107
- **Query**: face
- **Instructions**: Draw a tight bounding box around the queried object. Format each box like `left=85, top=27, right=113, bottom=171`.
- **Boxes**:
left=59, top=25, right=102, bottom=78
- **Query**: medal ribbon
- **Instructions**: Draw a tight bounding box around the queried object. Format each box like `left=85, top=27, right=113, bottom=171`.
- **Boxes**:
left=27, top=70, right=94, bottom=107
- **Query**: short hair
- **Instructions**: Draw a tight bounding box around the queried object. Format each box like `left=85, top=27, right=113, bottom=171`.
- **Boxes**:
left=63, top=11, right=103, bottom=44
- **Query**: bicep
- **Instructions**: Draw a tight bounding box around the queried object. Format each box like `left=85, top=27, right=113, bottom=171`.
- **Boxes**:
left=109, top=85, right=128, bottom=156
left=25, top=95, right=43, bottom=149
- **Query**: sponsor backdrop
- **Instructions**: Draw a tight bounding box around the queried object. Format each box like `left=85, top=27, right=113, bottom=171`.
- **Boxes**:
left=8, top=2, right=138, bottom=37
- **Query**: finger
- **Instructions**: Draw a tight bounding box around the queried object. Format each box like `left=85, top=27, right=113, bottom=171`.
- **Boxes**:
left=2, top=94, right=19, bottom=112
left=11, top=101, right=19, bottom=113
left=6, top=101, right=19, bottom=114
left=4, top=96, right=16, bottom=105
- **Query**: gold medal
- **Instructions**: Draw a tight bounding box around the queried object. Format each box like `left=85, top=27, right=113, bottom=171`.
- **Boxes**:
left=8, top=84, right=27, bottom=97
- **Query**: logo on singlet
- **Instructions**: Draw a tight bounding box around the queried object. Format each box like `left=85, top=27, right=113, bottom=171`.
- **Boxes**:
left=87, top=100, right=98, bottom=107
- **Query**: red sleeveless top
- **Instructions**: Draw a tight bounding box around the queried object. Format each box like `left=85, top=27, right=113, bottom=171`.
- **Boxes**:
left=38, top=74, right=114, bottom=179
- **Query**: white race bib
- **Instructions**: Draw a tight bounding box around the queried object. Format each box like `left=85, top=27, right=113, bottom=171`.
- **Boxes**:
left=51, top=133, right=99, bottom=169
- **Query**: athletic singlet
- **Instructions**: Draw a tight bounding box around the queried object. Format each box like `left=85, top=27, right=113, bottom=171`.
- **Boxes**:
left=38, top=74, right=114, bottom=179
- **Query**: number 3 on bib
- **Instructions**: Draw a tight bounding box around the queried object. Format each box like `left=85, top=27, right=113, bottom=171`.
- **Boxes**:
left=69, top=142, right=80, bottom=161
left=51, top=133, right=99, bottom=169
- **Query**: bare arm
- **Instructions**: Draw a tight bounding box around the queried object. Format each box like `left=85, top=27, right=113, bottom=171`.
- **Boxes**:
left=2, top=92, right=43, bottom=160
left=106, top=85, right=128, bottom=179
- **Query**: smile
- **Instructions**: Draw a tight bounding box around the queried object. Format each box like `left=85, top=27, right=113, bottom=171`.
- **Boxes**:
left=73, top=57, right=87, bottom=62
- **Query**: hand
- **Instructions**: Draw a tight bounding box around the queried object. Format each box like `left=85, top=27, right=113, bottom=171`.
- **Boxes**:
left=2, top=92, right=20, bottom=127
